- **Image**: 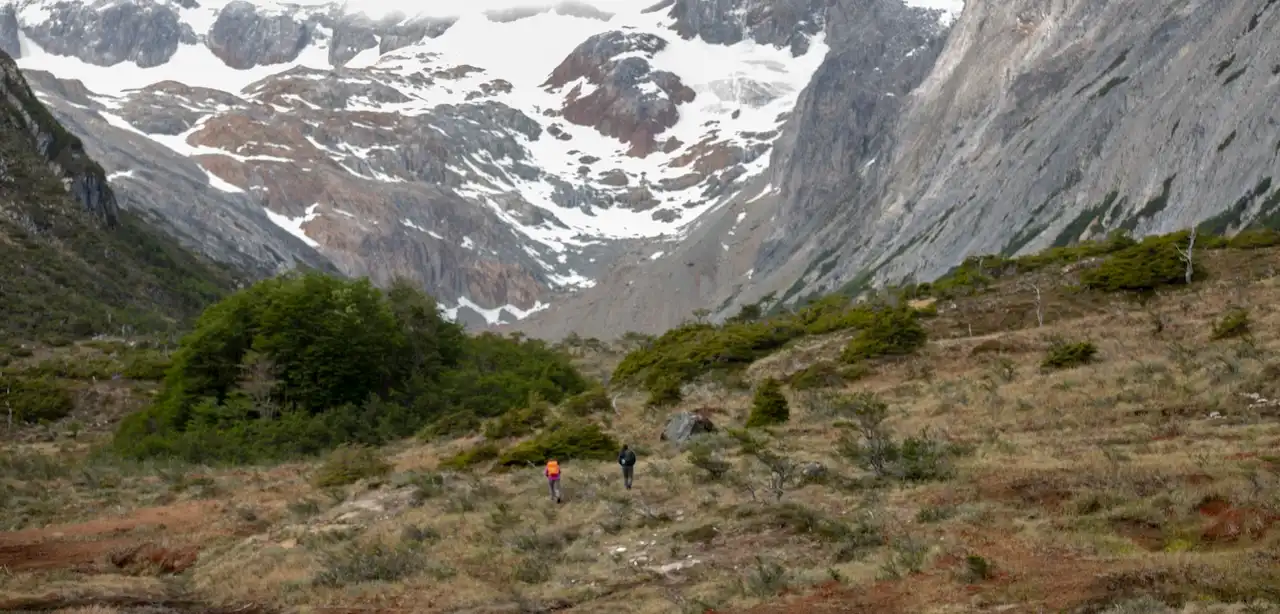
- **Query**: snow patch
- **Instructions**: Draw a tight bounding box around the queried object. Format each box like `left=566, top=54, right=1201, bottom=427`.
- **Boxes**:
left=265, top=203, right=322, bottom=248
left=443, top=295, right=550, bottom=325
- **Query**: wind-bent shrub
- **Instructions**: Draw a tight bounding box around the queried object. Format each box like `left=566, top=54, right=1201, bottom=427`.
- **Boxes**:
left=746, top=378, right=790, bottom=428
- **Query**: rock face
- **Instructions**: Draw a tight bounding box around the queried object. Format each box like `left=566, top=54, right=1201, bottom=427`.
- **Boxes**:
left=26, top=69, right=339, bottom=278
left=661, top=411, right=715, bottom=443
left=664, top=0, right=828, bottom=56
left=0, top=5, right=20, bottom=58
left=11, top=0, right=834, bottom=329
left=21, top=0, right=195, bottom=68
left=0, top=56, right=117, bottom=225
left=749, top=0, right=1280, bottom=307
left=207, top=1, right=311, bottom=69
left=0, top=49, right=236, bottom=337
left=510, top=0, right=1280, bottom=340
left=508, top=0, right=949, bottom=339
left=545, top=31, right=697, bottom=157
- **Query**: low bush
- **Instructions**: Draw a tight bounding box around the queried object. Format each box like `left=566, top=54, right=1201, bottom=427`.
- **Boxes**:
left=1042, top=340, right=1098, bottom=370
left=786, top=361, right=868, bottom=390
left=1081, top=231, right=1202, bottom=293
left=312, top=444, right=393, bottom=488
left=841, top=307, right=928, bottom=363
left=1211, top=307, right=1250, bottom=340
left=561, top=386, right=612, bottom=416
left=439, top=442, right=500, bottom=471
left=1222, top=228, right=1280, bottom=250
left=498, top=422, right=619, bottom=466
left=746, top=378, right=789, bottom=428
left=482, top=396, right=550, bottom=440
left=312, top=540, right=450, bottom=587
left=0, top=375, right=74, bottom=423
left=686, top=439, right=732, bottom=481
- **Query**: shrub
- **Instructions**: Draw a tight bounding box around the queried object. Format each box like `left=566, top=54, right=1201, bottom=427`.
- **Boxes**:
left=1042, top=340, right=1098, bottom=370
left=0, top=375, right=75, bottom=423
left=831, top=393, right=959, bottom=483
left=498, top=422, right=619, bottom=466
left=746, top=378, right=789, bottom=428
left=312, top=541, right=449, bottom=587
left=786, top=361, right=869, bottom=390
left=1211, top=307, right=1250, bottom=340
left=1224, top=228, right=1280, bottom=250
left=482, top=396, right=549, bottom=440
left=439, top=442, right=500, bottom=471
left=120, top=350, right=172, bottom=380
left=112, top=274, right=588, bottom=464
left=561, top=386, right=612, bottom=416
left=841, top=307, right=928, bottom=363
left=686, top=439, right=731, bottom=481
left=611, top=297, right=891, bottom=402
left=312, top=444, right=393, bottom=488
left=1081, top=232, right=1202, bottom=292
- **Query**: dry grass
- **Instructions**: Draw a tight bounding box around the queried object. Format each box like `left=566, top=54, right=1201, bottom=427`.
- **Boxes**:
left=3, top=248, right=1280, bottom=613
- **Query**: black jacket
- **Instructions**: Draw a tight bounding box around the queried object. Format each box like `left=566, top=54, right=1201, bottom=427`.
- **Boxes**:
left=618, top=449, right=636, bottom=466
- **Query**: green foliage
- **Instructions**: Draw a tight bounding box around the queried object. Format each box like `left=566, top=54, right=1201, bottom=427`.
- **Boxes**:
left=912, top=230, right=1148, bottom=299
left=0, top=375, right=74, bottom=423
left=1081, top=232, right=1202, bottom=292
left=746, top=378, right=790, bottom=428
left=482, top=395, right=549, bottom=440
left=1221, top=228, right=1280, bottom=250
left=1042, top=340, right=1098, bottom=370
left=111, top=274, right=587, bottom=464
left=611, top=294, right=913, bottom=402
left=830, top=392, right=961, bottom=483
left=1211, top=307, right=1250, bottom=340
left=497, top=422, right=619, bottom=466
left=313, top=444, right=392, bottom=488
left=841, top=307, right=928, bottom=363
left=428, top=332, right=589, bottom=436
left=560, top=386, right=612, bottom=416
left=786, top=362, right=868, bottom=390
left=439, top=442, right=500, bottom=471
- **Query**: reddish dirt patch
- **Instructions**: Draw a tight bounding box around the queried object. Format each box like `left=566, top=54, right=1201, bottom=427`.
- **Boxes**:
left=1202, top=507, right=1275, bottom=542
left=1194, top=496, right=1276, bottom=544
left=1110, top=518, right=1166, bottom=551
left=977, top=474, right=1073, bottom=511
left=0, top=500, right=221, bottom=574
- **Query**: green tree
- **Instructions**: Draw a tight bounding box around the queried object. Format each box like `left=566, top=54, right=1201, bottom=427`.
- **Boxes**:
left=746, top=378, right=790, bottom=428
left=111, top=273, right=488, bottom=463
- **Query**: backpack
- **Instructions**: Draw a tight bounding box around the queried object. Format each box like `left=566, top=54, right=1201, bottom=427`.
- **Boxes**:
left=546, top=460, right=560, bottom=477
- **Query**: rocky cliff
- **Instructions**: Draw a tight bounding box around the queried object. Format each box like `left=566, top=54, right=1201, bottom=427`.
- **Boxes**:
left=0, top=48, right=236, bottom=338
left=9, top=0, right=835, bottom=329
left=511, top=0, right=1280, bottom=339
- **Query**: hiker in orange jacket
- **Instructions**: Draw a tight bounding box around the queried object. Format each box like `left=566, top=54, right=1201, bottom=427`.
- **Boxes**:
left=544, top=458, right=562, bottom=503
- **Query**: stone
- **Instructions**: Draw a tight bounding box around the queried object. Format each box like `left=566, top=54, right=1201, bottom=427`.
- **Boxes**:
left=661, top=411, right=715, bottom=443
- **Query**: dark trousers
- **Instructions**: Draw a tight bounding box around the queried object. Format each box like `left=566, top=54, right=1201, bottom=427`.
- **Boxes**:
left=621, top=464, right=634, bottom=489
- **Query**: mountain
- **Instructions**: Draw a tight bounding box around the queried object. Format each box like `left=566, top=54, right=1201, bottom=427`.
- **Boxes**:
left=6, top=0, right=947, bottom=330
left=511, top=0, right=1280, bottom=339
left=0, top=48, right=236, bottom=339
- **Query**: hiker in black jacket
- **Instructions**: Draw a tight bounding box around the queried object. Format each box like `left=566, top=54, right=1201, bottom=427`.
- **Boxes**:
left=618, top=444, right=637, bottom=490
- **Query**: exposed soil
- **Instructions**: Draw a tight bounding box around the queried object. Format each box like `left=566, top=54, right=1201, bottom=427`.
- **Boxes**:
left=0, top=501, right=221, bottom=574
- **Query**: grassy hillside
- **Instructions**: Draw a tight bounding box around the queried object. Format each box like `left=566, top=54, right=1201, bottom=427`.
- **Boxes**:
left=1, top=231, right=1278, bottom=613
left=0, top=50, right=237, bottom=343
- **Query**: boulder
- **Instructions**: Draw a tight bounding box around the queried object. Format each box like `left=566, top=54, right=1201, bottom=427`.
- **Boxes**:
left=661, top=411, right=715, bottom=443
